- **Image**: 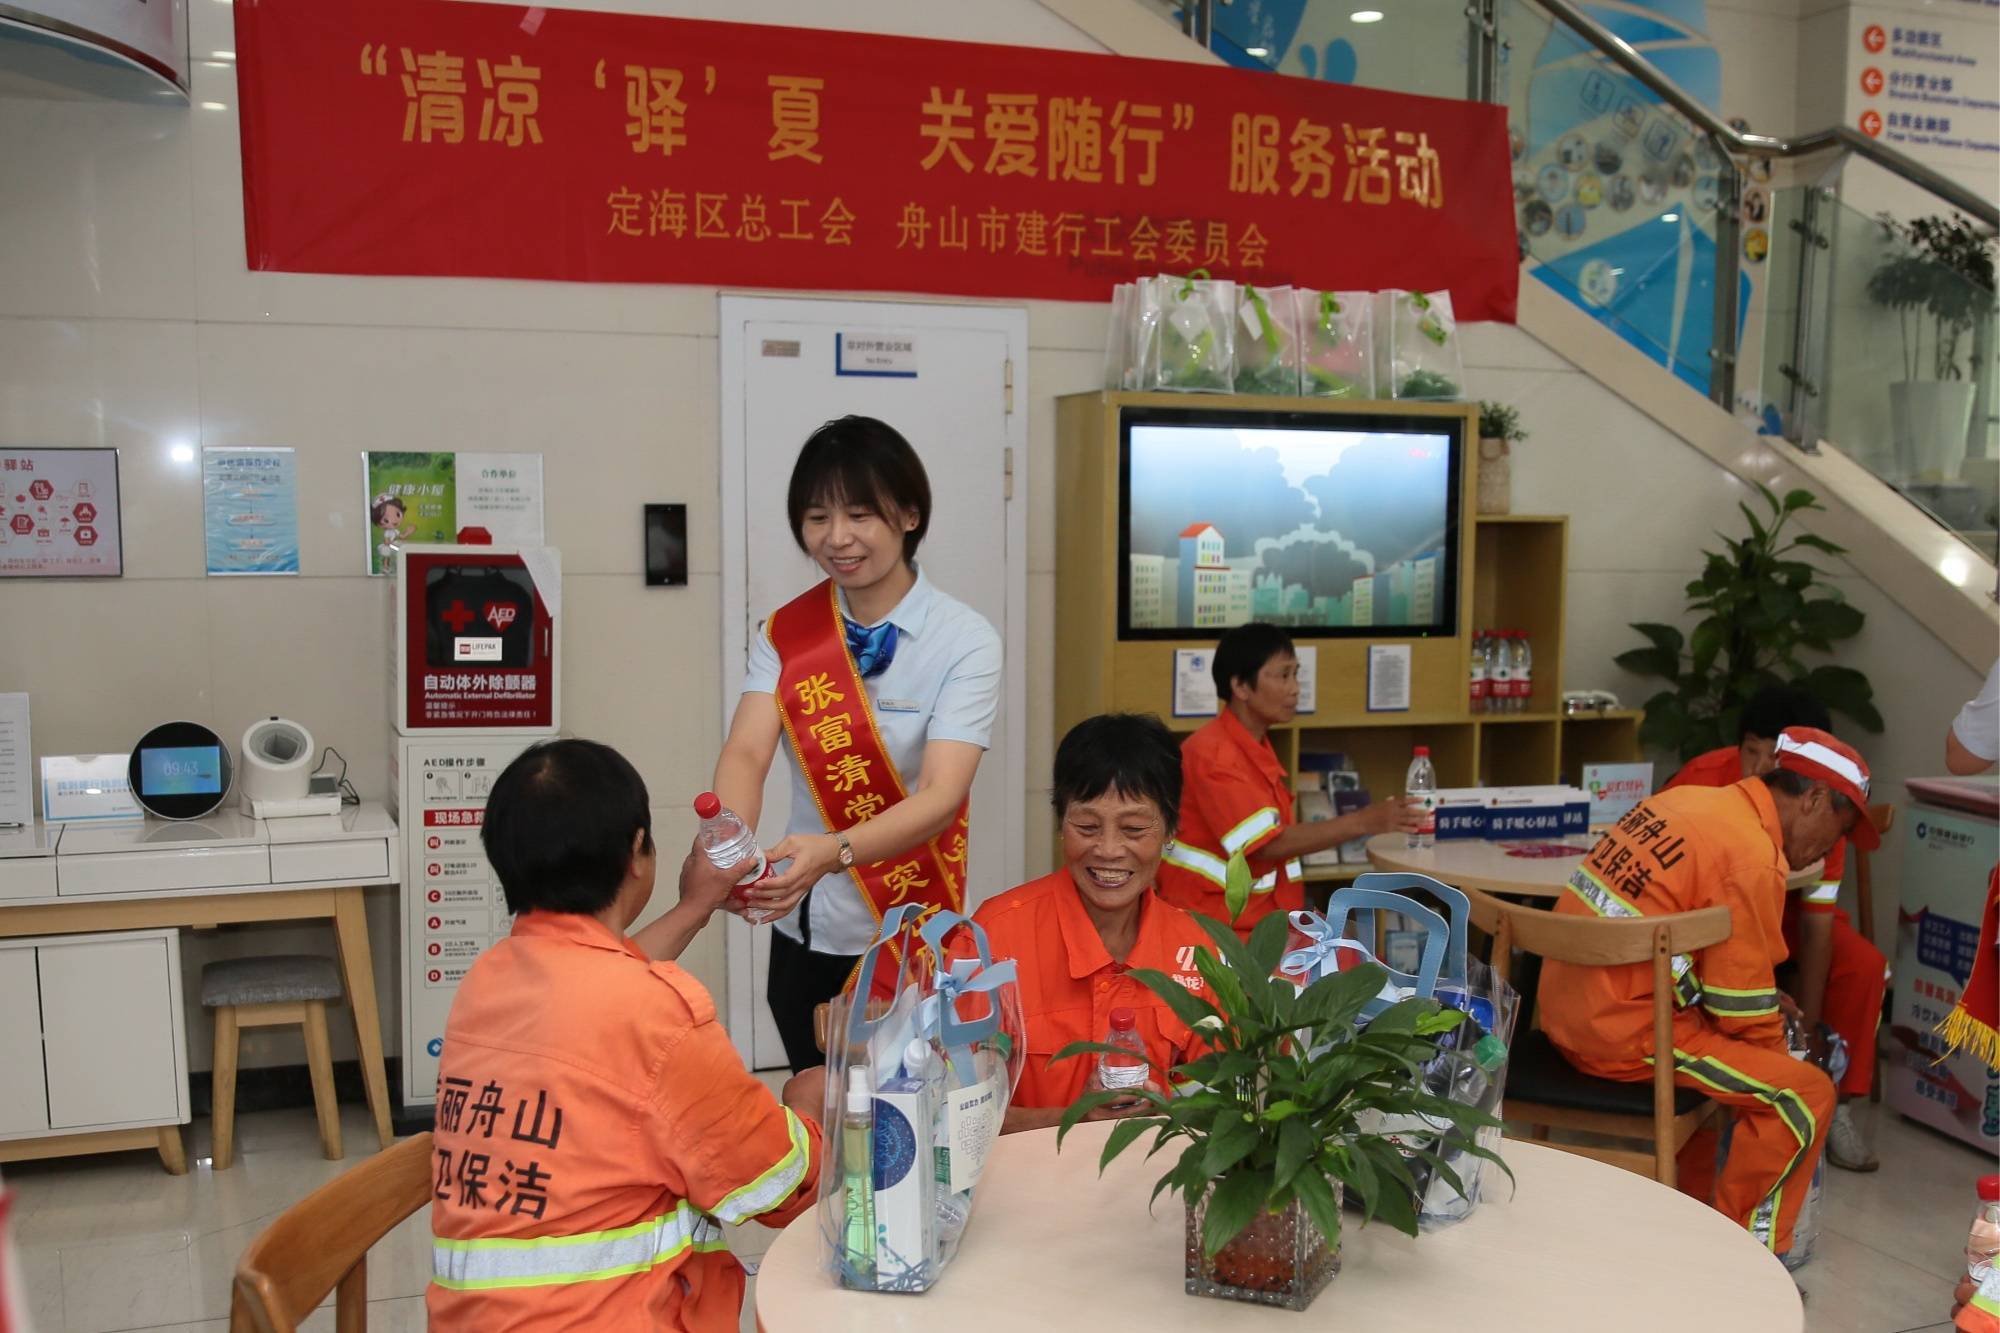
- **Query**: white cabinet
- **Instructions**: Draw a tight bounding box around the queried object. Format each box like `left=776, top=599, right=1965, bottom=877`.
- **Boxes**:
left=0, top=929, right=189, bottom=1140
left=0, top=948, right=44, bottom=1136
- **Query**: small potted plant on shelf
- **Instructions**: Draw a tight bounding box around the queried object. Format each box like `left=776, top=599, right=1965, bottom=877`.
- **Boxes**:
left=1476, top=401, right=1528, bottom=515
left=1864, top=212, right=1996, bottom=483
left=1054, top=912, right=1506, bottom=1313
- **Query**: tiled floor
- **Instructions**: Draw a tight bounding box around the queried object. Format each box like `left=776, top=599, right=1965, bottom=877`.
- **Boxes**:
left=2, top=1099, right=1985, bottom=1332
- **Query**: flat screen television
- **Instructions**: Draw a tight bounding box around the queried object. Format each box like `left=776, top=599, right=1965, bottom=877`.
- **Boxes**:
left=1117, top=405, right=1463, bottom=641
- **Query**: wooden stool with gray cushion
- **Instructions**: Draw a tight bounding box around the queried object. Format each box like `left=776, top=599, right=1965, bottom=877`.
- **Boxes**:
left=201, top=955, right=345, bottom=1169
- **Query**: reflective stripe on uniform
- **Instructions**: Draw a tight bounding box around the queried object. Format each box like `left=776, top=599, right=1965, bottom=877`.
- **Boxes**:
left=1566, top=867, right=1700, bottom=1007
left=1805, top=880, right=1841, bottom=905
left=1652, top=1048, right=1821, bottom=1253
left=712, top=1107, right=811, bottom=1224
left=1699, top=984, right=1781, bottom=1019
left=1163, top=841, right=1227, bottom=888
left=1220, top=808, right=1280, bottom=856
left=1283, top=858, right=1304, bottom=882
left=433, top=1202, right=726, bottom=1291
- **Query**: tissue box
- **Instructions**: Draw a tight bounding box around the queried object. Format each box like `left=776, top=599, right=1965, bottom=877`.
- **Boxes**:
left=1433, top=786, right=1590, bottom=840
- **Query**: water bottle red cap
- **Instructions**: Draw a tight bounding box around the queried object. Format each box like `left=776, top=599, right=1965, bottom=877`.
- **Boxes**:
left=1109, top=1007, right=1138, bottom=1029
left=693, top=792, right=721, bottom=819
left=1980, top=1173, right=2000, bottom=1202
left=1413, top=745, right=1430, bottom=757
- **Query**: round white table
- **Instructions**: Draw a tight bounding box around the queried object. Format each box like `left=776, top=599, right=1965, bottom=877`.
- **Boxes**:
left=754, top=1121, right=1803, bottom=1332
left=1364, top=832, right=1824, bottom=900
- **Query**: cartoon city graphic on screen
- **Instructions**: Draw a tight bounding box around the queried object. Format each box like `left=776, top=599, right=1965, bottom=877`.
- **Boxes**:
left=1126, top=425, right=1450, bottom=631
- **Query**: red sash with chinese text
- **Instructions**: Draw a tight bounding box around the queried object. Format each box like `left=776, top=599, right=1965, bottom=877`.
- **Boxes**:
left=768, top=581, right=969, bottom=998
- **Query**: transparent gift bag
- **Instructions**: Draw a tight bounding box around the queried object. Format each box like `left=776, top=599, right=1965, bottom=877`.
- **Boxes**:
left=1295, top=289, right=1376, bottom=399
left=1140, top=271, right=1236, bottom=392
left=1232, top=284, right=1301, bottom=396
left=1283, top=878, right=1513, bottom=1226
left=819, top=904, right=1025, bottom=1293
left=1104, top=282, right=1141, bottom=390
left=1387, top=289, right=1464, bottom=400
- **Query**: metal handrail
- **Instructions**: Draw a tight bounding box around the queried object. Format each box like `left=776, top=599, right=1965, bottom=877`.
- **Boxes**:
left=1533, top=0, right=1999, bottom=229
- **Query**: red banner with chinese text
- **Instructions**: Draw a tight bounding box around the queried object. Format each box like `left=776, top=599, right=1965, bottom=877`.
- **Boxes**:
left=234, top=0, right=1518, bottom=321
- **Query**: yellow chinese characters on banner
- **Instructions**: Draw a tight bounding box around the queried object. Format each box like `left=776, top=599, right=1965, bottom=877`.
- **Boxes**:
left=362, top=44, right=543, bottom=147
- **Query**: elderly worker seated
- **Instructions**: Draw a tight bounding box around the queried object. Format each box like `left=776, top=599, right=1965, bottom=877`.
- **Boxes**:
left=429, top=739, right=824, bottom=1332
left=1538, top=727, right=1877, bottom=1265
left=973, top=713, right=1216, bottom=1134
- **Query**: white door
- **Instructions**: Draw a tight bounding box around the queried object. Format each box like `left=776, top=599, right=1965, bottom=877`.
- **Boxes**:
left=720, top=296, right=1028, bottom=1069
left=39, top=935, right=182, bottom=1129
left=0, top=946, right=47, bottom=1136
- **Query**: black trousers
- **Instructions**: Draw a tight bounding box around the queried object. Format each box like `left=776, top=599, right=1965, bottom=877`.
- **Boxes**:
left=766, top=899, right=862, bottom=1074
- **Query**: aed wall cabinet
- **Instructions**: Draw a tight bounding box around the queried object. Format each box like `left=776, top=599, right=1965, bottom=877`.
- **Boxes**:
left=0, top=928, right=191, bottom=1172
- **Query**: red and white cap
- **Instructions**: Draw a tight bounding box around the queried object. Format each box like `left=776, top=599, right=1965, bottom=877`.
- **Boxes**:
left=1773, top=727, right=1878, bottom=849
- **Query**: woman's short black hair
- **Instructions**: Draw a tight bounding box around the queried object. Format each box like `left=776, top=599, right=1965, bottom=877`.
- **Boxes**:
left=482, top=739, right=654, bottom=916
left=786, top=415, right=932, bottom=562
left=1211, top=623, right=1296, bottom=700
left=1738, top=685, right=1831, bottom=743
left=1052, top=713, right=1183, bottom=833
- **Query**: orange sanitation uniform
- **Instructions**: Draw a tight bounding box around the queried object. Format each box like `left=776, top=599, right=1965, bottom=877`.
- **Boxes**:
left=428, top=911, right=821, bottom=1332
left=974, top=871, right=1215, bottom=1109
left=1538, top=781, right=1834, bottom=1257
left=1667, top=746, right=1885, bottom=1097
left=1158, top=710, right=1306, bottom=940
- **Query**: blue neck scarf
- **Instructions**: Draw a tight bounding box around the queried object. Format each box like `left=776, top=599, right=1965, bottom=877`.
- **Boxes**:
left=845, top=618, right=899, bottom=679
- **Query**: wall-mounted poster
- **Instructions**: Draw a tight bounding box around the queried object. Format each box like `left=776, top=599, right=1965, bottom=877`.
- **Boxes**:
left=363, top=451, right=545, bottom=575
left=0, top=448, right=123, bottom=578
left=204, top=447, right=300, bottom=576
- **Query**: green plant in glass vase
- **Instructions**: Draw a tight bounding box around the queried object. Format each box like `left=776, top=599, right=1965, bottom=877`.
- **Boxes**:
left=1052, top=912, right=1508, bottom=1311
left=1615, top=482, right=1880, bottom=764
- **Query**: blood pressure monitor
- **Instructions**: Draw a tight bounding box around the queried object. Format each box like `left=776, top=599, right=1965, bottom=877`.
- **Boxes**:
left=128, top=721, right=233, bottom=820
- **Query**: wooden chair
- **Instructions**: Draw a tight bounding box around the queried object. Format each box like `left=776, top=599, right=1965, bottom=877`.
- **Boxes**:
left=231, top=1131, right=432, bottom=1333
left=1852, top=802, right=1896, bottom=1103
left=1852, top=802, right=1896, bottom=949
left=1466, top=886, right=1732, bottom=1186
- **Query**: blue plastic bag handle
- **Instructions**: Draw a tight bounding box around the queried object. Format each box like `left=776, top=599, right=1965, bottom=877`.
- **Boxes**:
left=842, top=904, right=926, bottom=1049
left=1323, top=885, right=1450, bottom=1004
left=1350, top=873, right=1472, bottom=985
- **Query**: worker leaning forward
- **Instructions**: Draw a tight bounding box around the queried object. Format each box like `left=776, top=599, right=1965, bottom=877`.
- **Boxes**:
left=1538, top=727, right=1878, bottom=1261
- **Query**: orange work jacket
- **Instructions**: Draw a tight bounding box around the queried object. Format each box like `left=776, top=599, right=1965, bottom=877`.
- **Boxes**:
left=973, top=871, right=1215, bottom=1109
left=1158, top=710, right=1305, bottom=938
left=427, top=911, right=821, bottom=1332
left=1539, top=780, right=1794, bottom=1065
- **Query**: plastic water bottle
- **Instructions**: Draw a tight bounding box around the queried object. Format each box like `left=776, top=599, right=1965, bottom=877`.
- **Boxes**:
left=1098, top=1007, right=1149, bottom=1090
left=1487, top=632, right=1514, bottom=714
left=693, top=791, right=774, bottom=919
left=1968, top=1174, right=2000, bottom=1280
left=1468, top=632, right=1489, bottom=714
left=1513, top=631, right=1534, bottom=714
left=1406, top=746, right=1438, bottom=850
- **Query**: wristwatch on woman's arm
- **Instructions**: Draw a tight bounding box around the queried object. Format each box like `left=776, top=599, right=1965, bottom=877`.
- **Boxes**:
left=833, top=830, right=855, bottom=869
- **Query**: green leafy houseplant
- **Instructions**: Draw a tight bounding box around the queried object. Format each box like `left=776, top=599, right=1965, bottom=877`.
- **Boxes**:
left=1865, top=213, right=1997, bottom=383
left=1615, top=482, right=1881, bottom=762
left=1051, top=912, right=1507, bottom=1308
left=1478, top=401, right=1528, bottom=445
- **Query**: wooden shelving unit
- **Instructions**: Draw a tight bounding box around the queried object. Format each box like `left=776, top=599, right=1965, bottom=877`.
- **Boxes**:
left=1053, top=392, right=1640, bottom=845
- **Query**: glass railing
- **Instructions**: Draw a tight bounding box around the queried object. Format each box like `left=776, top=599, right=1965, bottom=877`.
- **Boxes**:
left=1765, top=189, right=2000, bottom=561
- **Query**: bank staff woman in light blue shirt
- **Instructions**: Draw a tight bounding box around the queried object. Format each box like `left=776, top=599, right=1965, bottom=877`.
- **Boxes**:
left=635, top=416, right=1001, bottom=1071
